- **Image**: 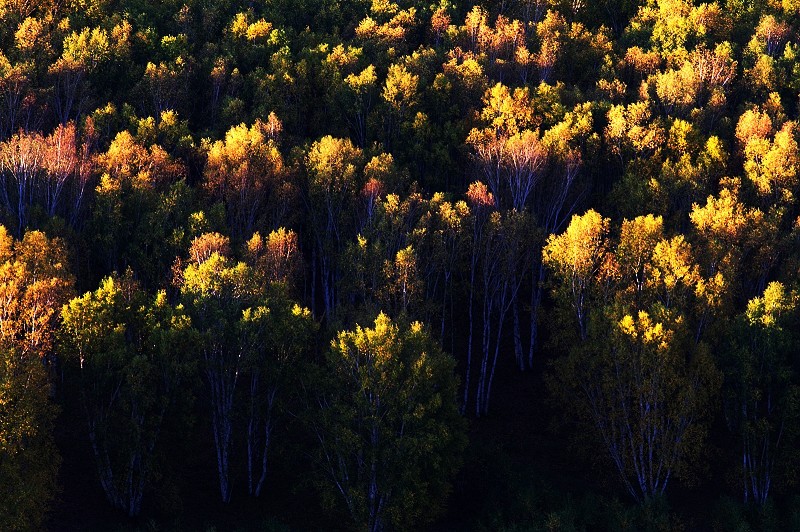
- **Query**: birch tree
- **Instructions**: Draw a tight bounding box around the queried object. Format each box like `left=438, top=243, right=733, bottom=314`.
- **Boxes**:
left=552, top=308, right=718, bottom=503
left=0, top=226, right=72, bottom=530
left=303, top=136, right=363, bottom=320
left=309, top=313, right=466, bottom=531
left=180, top=232, right=313, bottom=502
left=204, top=115, right=287, bottom=239
left=722, top=282, right=800, bottom=505
left=542, top=209, right=610, bottom=341
left=179, top=233, right=250, bottom=503
left=60, top=273, right=192, bottom=516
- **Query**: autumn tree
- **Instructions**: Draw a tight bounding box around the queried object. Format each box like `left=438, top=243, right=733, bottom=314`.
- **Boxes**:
left=462, top=181, right=491, bottom=411
left=354, top=0, right=418, bottom=55
left=722, top=282, right=800, bottom=505
left=0, top=226, right=73, bottom=530
left=308, top=313, right=466, bottom=531
left=535, top=10, right=566, bottom=83
left=242, top=229, right=314, bottom=497
left=303, top=135, right=364, bottom=320
left=241, top=300, right=315, bottom=498
left=473, top=209, right=529, bottom=414
left=0, top=121, right=96, bottom=229
left=411, top=193, right=469, bottom=345
left=319, top=44, right=373, bottom=146
left=605, top=101, right=665, bottom=169
left=551, top=308, right=719, bottom=503
left=203, top=115, right=288, bottom=239
left=381, top=62, right=418, bottom=151
left=741, top=119, right=798, bottom=202
left=467, top=82, right=544, bottom=211
left=651, top=44, right=736, bottom=125
left=178, top=232, right=252, bottom=503
left=245, top=227, right=302, bottom=292
left=0, top=52, right=36, bottom=139
left=90, top=129, right=193, bottom=287
left=0, top=342, right=59, bottom=531
left=690, top=180, right=766, bottom=336
left=179, top=232, right=313, bottom=502
left=466, top=82, right=550, bottom=373
left=338, top=189, right=427, bottom=322
left=524, top=102, right=595, bottom=366
left=547, top=212, right=719, bottom=503
left=0, top=128, right=43, bottom=232
left=139, top=49, right=191, bottom=119
left=60, top=273, right=193, bottom=516
left=223, top=11, right=281, bottom=74
left=542, top=209, right=610, bottom=341
left=49, top=26, right=115, bottom=125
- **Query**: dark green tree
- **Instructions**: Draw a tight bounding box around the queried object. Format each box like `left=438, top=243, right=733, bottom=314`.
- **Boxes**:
left=60, top=272, right=194, bottom=516
left=722, top=282, right=800, bottom=505
left=309, top=312, right=466, bottom=531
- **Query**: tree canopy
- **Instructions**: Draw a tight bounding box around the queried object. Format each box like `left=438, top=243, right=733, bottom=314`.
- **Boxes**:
left=2, top=0, right=800, bottom=529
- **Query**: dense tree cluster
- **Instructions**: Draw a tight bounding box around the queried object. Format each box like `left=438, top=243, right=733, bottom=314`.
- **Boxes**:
left=1, top=0, right=800, bottom=529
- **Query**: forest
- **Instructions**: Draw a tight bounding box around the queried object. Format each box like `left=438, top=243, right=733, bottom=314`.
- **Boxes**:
left=1, top=0, right=800, bottom=530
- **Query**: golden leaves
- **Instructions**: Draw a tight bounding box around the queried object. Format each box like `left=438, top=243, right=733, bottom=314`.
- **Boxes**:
left=245, top=228, right=301, bottom=287
left=690, top=184, right=762, bottom=245
left=0, top=228, right=72, bottom=359
left=382, top=63, right=418, bottom=113
left=746, top=281, right=797, bottom=329
left=229, top=12, right=273, bottom=42
left=465, top=181, right=494, bottom=209
left=618, top=311, right=672, bottom=352
left=101, top=130, right=184, bottom=188
left=543, top=209, right=610, bottom=281
left=203, top=118, right=285, bottom=232
left=188, top=232, right=230, bottom=265
left=305, top=135, right=362, bottom=193
left=344, top=65, right=377, bottom=94
left=742, top=121, right=799, bottom=197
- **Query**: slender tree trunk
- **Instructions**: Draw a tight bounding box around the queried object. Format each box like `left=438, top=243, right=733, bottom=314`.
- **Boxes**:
left=311, top=247, right=317, bottom=319
left=255, top=388, right=277, bottom=498
left=463, top=263, right=476, bottom=414
left=247, top=372, right=258, bottom=496
left=440, top=273, right=448, bottom=343
left=528, top=262, right=545, bottom=368
left=484, top=294, right=508, bottom=415
left=512, top=295, right=523, bottom=370
left=255, top=411, right=272, bottom=497
left=207, top=346, right=236, bottom=503
left=476, top=295, right=492, bottom=417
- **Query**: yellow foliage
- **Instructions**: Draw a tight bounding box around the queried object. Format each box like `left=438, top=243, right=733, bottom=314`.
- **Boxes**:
left=650, top=236, right=699, bottom=292
left=618, top=310, right=672, bottom=352
left=61, top=26, right=111, bottom=68
left=204, top=118, right=284, bottom=202
left=345, top=65, right=377, bottom=94
left=229, top=12, right=273, bottom=42
left=543, top=209, right=609, bottom=283
left=14, top=17, right=48, bottom=55
left=746, top=281, right=796, bottom=329
left=743, top=121, right=799, bottom=197
left=690, top=185, right=763, bottom=245
left=325, top=44, right=362, bottom=69
left=382, top=63, right=419, bottom=112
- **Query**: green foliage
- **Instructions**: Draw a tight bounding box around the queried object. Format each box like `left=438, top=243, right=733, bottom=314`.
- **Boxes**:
left=0, top=345, right=60, bottom=531
left=309, top=312, right=466, bottom=530
left=60, top=272, right=195, bottom=516
left=721, top=282, right=800, bottom=504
